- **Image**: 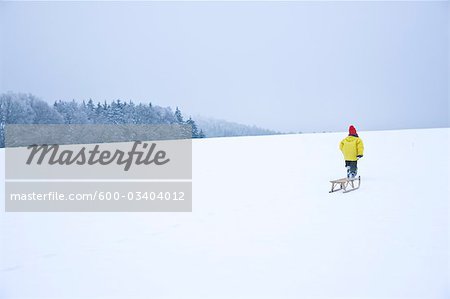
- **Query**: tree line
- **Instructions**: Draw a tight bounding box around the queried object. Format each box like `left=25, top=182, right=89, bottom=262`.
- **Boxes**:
left=0, top=92, right=204, bottom=147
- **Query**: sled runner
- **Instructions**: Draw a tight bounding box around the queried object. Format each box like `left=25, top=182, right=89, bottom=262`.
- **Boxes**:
left=329, top=176, right=361, bottom=193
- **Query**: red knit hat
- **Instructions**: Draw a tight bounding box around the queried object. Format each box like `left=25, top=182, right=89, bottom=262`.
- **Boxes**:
left=349, top=125, right=357, bottom=136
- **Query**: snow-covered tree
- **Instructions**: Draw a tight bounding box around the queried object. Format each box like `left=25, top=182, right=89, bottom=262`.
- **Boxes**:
left=186, top=117, right=200, bottom=138
left=175, top=107, right=184, bottom=123
left=54, top=100, right=88, bottom=124
left=0, top=93, right=65, bottom=147
left=26, top=95, right=63, bottom=124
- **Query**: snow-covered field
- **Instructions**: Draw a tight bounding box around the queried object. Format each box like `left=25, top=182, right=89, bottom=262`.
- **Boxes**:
left=0, top=128, right=448, bottom=299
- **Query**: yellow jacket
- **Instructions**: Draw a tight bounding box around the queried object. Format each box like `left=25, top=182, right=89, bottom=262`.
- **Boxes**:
left=340, top=136, right=364, bottom=161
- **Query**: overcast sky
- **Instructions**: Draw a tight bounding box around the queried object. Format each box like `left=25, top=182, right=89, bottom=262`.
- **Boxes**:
left=0, top=1, right=448, bottom=132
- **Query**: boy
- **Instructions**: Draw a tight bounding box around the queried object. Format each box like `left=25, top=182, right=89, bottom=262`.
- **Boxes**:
left=339, top=125, right=364, bottom=179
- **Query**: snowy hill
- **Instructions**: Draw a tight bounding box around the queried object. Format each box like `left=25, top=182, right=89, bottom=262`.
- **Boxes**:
left=0, top=128, right=448, bottom=298
left=195, top=115, right=279, bottom=137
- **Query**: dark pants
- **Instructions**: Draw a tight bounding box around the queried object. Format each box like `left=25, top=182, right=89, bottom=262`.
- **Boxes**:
left=345, top=160, right=358, bottom=178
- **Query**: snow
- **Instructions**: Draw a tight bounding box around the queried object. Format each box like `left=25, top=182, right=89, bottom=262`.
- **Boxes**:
left=0, top=128, right=449, bottom=299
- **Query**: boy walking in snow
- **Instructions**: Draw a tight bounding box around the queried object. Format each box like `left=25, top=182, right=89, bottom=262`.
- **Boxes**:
left=340, top=125, right=364, bottom=179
